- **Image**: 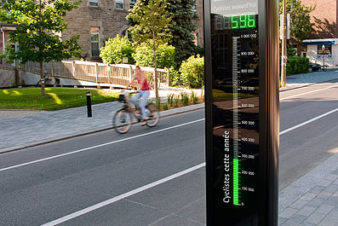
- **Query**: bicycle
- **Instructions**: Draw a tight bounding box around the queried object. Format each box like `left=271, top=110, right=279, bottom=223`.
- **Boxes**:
left=113, top=91, right=160, bottom=134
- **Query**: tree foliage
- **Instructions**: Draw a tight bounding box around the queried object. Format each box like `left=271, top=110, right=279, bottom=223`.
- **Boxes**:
left=133, top=43, right=175, bottom=69
left=100, top=35, right=135, bottom=64
left=0, top=0, right=81, bottom=63
left=127, top=0, right=172, bottom=47
left=179, top=55, right=204, bottom=88
left=280, top=0, right=315, bottom=43
left=166, top=0, right=197, bottom=67
left=127, top=0, right=173, bottom=101
left=0, top=0, right=81, bottom=94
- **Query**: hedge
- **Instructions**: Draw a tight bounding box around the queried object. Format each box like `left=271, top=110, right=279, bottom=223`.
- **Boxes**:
left=286, top=56, right=309, bottom=76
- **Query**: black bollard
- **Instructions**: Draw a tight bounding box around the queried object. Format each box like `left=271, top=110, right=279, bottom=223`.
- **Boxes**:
left=86, top=91, right=92, bottom=117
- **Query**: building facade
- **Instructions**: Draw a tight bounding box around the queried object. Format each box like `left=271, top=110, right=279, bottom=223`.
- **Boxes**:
left=63, top=0, right=204, bottom=61
left=192, top=0, right=204, bottom=47
left=62, top=0, right=134, bottom=60
left=301, top=0, right=338, bottom=67
left=301, top=0, right=338, bottom=39
left=0, top=23, right=16, bottom=54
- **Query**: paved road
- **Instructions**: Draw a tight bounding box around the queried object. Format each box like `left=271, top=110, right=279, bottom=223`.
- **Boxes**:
left=0, top=80, right=337, bottom=225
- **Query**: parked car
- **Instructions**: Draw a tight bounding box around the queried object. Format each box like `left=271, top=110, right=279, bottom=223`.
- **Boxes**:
left=309, top=63, right=321, bottom=72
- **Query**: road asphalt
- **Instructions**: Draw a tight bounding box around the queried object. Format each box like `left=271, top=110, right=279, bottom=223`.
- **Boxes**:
left=0, top=70, right=338, bottom=225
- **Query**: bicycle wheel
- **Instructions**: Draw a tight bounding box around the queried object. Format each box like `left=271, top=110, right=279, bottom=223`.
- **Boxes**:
left=113, top=109, right=132, bottom=134
left=146, top=103, right=160, bottom=127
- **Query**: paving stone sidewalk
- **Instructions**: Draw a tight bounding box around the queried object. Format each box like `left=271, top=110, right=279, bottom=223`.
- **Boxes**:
left=0, top=101, right=204, bottom=153
left=279, top=70, right=338, bottom=226
left=278, top=152, right=338, bottom=226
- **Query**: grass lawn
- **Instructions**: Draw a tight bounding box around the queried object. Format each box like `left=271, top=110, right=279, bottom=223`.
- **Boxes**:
left=0, top=87, right=120, bottom=111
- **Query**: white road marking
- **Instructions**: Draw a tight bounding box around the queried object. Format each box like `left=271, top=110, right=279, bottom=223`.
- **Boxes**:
left=280, top=84, right=338, bottom=100
left=40, top=107, right=338, bottom=225
left=280, top=108, right=338, bottom=135
left=40, top=163, right=206, bottom=226
left=0, top=118, right=205, bottom=173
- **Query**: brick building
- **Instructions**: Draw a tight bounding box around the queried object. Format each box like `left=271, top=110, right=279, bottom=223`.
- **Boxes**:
left=63, top=0, right=204, bottom=61
left=62, top=0, right=134, bottom=60
left=301, top=0, right=338, bottom=38
left=192, top=0, right=204, bottom=47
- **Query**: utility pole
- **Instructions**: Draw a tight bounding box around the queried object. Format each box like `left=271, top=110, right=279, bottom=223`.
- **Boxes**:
left=281, top=0, right=287, bottom=87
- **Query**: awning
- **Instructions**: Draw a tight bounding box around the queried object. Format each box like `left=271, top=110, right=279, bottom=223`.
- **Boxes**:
left=302, top=39, right=338, bottom=46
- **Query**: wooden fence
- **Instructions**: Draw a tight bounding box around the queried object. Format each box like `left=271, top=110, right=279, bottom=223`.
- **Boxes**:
left=0, top=60, right=170, bottom=88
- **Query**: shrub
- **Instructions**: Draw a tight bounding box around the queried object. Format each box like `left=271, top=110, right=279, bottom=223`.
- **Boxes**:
left=180, top=92, right=189, bottom=106
left=179, top=55, right=204, bottom=88
left=286, top=56, right=309, bottom=76
left=100, top=35, right=135, bottom=64
left=194, top=46, right=204, bottom=56
left=133, top=43, right=176, bottom=69
left=167, top=93, right=174, bottom=106
left=168, top=66, right=181, bottom=87
left=162, top=102, right=169, bottom=110
left=190, top=91, right=198, bottom=104
left=287, top=47, right=297, bottom=57
left=173, top=95, right=180, bottom=107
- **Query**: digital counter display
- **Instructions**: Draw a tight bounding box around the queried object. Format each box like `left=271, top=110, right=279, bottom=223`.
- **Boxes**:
left=208, top=0, right=260, bottom=224
left=217, top=15, right=257, bottom=30
left=205, top=0, right=279, bottom=224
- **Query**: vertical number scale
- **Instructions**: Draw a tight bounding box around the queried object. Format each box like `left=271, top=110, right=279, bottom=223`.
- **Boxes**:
left=232, top=36, right=240, bottom=206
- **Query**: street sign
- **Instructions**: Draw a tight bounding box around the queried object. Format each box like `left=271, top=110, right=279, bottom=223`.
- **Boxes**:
left=287, top=13, right=290, bottom=40
left=280, top=13, right=290, bottom=40
left=204, top=0, right=279, bottom=225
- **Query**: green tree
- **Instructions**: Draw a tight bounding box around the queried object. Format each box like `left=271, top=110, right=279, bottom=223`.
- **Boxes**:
left=100, top=35, right=135, bottom=64
left=166, top=0, right=197, bottom=67
left=280, top=0, right=315, bottom=43
left=127, top=0, right=172, bottom=102
left=0, top=0, right=81, bottom=95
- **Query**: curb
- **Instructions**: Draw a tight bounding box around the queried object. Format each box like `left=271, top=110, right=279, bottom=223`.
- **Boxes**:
left=280, top=77, right=338, bottom=92
left=0, top=103, right=205, bottom=154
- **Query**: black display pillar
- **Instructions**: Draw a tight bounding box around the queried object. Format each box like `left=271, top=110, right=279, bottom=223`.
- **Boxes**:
left=204, top=0, right=279, bottom=225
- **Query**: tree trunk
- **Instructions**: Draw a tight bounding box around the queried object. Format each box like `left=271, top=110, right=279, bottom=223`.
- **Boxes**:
left=40, top=61, right=45, bottom=95
left=153, top=33, right=159, bottom=106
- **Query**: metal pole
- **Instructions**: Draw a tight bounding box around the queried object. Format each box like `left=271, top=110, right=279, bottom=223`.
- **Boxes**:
left=281, top=0, right=287, bottom=87
left=86, top=91, right=92, bottom=117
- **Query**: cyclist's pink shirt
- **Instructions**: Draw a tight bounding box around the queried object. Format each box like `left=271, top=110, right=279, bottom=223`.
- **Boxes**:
left=138, top=78, right=150, bottom=91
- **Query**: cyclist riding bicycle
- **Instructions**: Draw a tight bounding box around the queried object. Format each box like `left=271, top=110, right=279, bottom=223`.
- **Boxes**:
left=125, top=66, right=150, bottom=126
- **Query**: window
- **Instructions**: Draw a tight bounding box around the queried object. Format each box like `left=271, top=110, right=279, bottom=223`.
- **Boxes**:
left=130, top=0, right=136, bottom=9
left=90, top=27, right=100, bottom=58
left=89, top=0, right=98, bottom=6
left=116, top=0, right=124, bottom=9
left=122, top=29, right=132, bottom=41
left=317, top=44, right=332, bottom=56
